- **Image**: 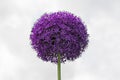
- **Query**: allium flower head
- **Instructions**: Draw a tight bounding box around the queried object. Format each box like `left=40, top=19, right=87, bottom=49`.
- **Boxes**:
left=30, top=11, right=89, bottom=63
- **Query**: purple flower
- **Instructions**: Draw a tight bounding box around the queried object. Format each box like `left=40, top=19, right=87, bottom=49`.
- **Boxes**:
left=30, top=11, right=89, bottom=63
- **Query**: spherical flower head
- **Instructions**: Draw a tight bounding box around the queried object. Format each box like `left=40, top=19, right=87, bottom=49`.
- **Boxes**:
left=30, top=11, right=89, bottom=63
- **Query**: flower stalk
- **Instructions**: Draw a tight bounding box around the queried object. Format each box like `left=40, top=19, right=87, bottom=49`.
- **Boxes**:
left=58, top=53, right=61, bottom=80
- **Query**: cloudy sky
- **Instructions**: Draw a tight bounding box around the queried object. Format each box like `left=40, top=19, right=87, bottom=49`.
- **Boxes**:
left=0, top=0, right=120, bottom=80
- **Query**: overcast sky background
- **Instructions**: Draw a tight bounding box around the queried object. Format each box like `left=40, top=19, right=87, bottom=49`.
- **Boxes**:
left=0, top=0, right=120, bottom=80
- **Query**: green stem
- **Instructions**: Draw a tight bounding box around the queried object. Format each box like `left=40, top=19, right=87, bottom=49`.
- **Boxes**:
left=58, top=53, right=61, bottom=80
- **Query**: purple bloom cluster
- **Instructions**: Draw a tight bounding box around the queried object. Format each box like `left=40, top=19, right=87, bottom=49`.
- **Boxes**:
left=30, top=11, right=89, bottom=63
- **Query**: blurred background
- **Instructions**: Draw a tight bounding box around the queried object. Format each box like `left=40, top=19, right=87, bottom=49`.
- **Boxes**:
left=0, top=0, right=120, bottom=80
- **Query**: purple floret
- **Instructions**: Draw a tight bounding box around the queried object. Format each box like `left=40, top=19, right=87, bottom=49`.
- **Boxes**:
left=30, top=11, right=89, bottom=63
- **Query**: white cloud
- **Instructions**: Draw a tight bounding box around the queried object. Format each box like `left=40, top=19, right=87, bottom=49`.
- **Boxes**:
left=0, top=44, right=24, bottom=80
